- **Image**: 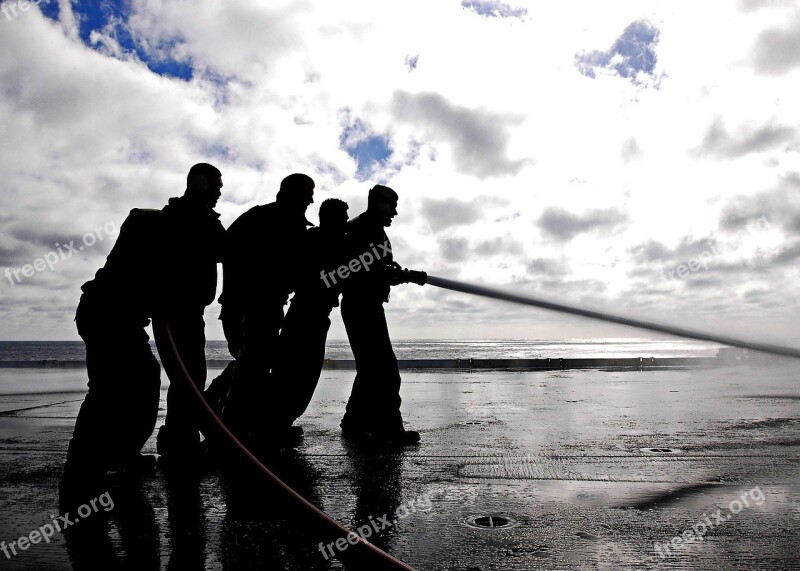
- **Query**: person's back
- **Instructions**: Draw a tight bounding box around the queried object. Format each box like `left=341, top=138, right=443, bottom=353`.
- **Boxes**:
left=81, top=207, right=169, bottom=321
left=221, top=201, right=308, bottom=313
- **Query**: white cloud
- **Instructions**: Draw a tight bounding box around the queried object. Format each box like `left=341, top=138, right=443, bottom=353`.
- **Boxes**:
left=1, top=1, right=799, bottom=344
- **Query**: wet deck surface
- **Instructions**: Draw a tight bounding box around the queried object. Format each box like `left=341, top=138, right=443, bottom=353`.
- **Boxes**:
left=0, top=362, right=798, bottom=569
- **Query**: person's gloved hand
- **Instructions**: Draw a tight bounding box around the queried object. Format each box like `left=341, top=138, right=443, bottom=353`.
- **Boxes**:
left=403, top=269, right=427, bottom=286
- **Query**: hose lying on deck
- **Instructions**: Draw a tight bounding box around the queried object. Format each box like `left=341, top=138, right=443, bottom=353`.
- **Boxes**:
left=153, top=274, right=795, bottom=567
left=426, top=275, right=800, bottom=360
left=152, top=319, right=416, bottom=571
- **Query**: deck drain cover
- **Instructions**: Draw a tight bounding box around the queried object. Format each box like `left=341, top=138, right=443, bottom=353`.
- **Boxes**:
left=465, top=514, right=517, bottom=529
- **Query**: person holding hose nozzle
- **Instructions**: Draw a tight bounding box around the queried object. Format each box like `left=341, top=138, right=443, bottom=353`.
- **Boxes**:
left=337, top=184, right=426, bottom=447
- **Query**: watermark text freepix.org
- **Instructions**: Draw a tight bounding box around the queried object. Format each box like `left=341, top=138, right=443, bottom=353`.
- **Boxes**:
left=1, top=491, right=114, bottom=560
left=319, top=239, right=392, bottom=289
left=1, top=0, right=51, bottom=21
left=653, top=485, right=765, bottom=560
left=4, top=221, right=117, bottom=286
left=318, top=493, right=432, bottom=560
left=662, top=216, right=770, bottom=281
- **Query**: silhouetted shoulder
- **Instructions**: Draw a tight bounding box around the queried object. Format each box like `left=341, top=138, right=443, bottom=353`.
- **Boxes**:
left=104, top=208, right=169, bottom=268
left=81, top=208, right=171, bottom=316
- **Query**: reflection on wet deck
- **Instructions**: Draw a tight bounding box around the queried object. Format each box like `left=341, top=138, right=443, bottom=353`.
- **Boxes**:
left=0, top=362, right=797, bottom=569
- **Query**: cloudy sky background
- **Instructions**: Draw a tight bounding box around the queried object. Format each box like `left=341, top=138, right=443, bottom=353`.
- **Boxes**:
left=1, top=0, right=799, bottom=344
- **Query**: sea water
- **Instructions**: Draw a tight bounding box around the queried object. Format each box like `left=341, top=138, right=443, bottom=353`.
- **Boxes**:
left=0, top=338, right=722, bottom=395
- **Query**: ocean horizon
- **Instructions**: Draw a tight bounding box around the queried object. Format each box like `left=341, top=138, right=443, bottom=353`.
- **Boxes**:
left=0, top=338, right=726, bottom=396
left=0, top=337, right=725, bottom=362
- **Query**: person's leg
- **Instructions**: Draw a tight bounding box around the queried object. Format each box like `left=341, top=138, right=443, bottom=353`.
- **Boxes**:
left=157, top=313, right=207, bottom=456
left=113, top=330, right=161, bottom=467
left=220, top=306, right=244, bottom=359
left=272, top=298, right=332, bottom=426
left=222, top=303, right=284, bottom=438
left=199, top=307, right=243, bottom=445
left=340, top=299, right=403, bottom=435
left=64, top=297, right=161, bottom=481
left=204, top=361, right=236, bottom=418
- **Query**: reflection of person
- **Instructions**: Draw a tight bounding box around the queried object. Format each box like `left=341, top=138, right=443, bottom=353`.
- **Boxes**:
left=63, top=163, right=224, bottom=486
left=61, top=486, right=159, bottom=569
left=270, top=198, right=349, bottom=433
left=339, top=185, right=426, bottom=446
left=219, top=173, right=314, bottom=447
left=157, top=164, right=226, bottom=464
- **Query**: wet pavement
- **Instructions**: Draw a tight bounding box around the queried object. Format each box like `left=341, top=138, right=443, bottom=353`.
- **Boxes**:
left=0, top=360, right=798, bottom=569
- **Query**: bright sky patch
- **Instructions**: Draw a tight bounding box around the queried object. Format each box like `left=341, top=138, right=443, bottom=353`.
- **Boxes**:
left=339, top=116, right=393, bottom=180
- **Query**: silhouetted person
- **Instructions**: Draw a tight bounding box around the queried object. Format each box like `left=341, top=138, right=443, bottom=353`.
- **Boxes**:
left=219, top=173, right=314, bottom=447
left=156, top=163, right=226, bottom=464
left=270, top=198, right=350, bottom=431
left=339, top=185, right=426, bottom=446
left=62, top=163, right=224, bottom=488
left=62, top=216, right=165, bottom=489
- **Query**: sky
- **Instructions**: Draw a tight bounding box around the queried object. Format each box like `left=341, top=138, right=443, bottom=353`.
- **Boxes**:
left=1, top=0, right=799, bottom=344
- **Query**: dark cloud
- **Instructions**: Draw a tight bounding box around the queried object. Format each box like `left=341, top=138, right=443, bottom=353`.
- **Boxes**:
left=0, top=241, right=25, bottom=268
left=473, top=237, right=523, bottom=257
left=628, top=236, right=718, bottom=264
left=786, top=213, right=800, bottom=234
left=625, top=283, right=677, bottom=296
left=0, top=219, right=116, bottom=271
left=621, top=137, right=643, bottom=163
left=437, top=235, right=522, bottom=264
left=9, top=227, right=81, bottom=251
left=461, top=0, right=527, bottom=20
left=719, top=211, right=771, bottom=233
left=536, top=278, right=608, bottom=299
left=751, top=14, right=800, bottom=75
left=526, top=257, right=569, bottom=277
left=696, top=117, right=796, bottom=159
left=772, top=241, right=800, bottom=264
left=390, top=90, right=530, bottom=178
left=439, top=237, right=470, bottom=262
left=719, top=172, right=800, bottom=236
left=627, top=240, right=670, bottom=263
left=575, top=20, right=662, bottom=87
left=740, top=0, right=796, bottom=10
left=537, top=207, right=628, bottom=242
left=421, top=198, right=483, bottom=230
left=694, top=260, right=764, bottom=275
left=494, top=211, right=520, bottom=223
left=683, top=275, right=724, bottom=289
left=726, top=287, right=788, bottom=311
left=310, top=158, right=347, bottom=187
